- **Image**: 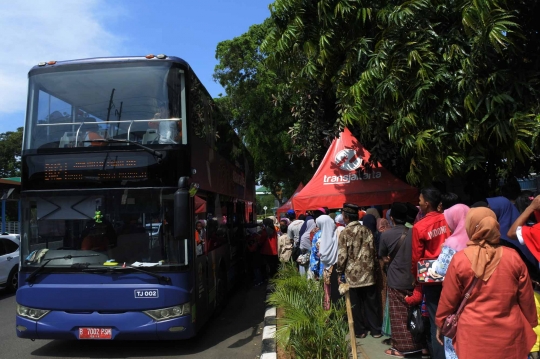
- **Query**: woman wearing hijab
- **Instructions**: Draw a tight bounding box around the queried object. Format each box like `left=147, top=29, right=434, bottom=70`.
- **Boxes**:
left=435, top=207, right=537, bottom=359
left=426, top=204, right=469, bottom=359
left=309, top=216, right=326, bottom=277
left=430, top=204, right=470, bottom=277
left=363, top=214, right=379, bottom=252
left=298, top=214, right=316, bottom=276
left=313, top=215, right=337, bottom=309
left=488, top=196, right=538, bottom=266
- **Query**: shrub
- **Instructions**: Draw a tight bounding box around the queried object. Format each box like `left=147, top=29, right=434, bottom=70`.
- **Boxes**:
left=268, top=262, right=350, bottom=359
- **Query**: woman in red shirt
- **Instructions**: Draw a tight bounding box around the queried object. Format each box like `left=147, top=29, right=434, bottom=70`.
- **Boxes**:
left=260, top=218, right=279, bottom=279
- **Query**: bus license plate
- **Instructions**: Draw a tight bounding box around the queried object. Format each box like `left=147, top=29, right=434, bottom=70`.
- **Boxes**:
left=79, top=328, right=112, bottom=339
left=134, top=289, right=159, bottom=298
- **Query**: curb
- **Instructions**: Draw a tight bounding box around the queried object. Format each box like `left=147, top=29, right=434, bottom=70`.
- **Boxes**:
left=261, top=284, right=277, bottom=359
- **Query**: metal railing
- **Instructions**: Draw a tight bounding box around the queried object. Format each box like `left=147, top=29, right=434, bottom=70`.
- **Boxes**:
left=36, top=118, right=183, bottom=147
left=2, top=221, right=19, bottom=234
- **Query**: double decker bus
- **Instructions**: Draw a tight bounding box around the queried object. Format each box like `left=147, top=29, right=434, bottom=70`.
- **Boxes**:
left=16, top=55, right=255, bottom=340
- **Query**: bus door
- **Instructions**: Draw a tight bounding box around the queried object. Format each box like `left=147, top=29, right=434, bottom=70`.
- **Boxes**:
left=194, top=250, right=210, bottom=326
left=193, top=197, right=210, bottom=326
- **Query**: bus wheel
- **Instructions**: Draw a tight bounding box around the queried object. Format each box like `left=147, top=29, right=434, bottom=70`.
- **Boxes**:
left=215, top=270, right=228, bottom=314
left=7, top=266, right=18, bottom=292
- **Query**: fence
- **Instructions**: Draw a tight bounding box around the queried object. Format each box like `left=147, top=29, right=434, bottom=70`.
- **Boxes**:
left=1, top=221, right=20, bottom=234
left=518, top=177, right=539, bottom=192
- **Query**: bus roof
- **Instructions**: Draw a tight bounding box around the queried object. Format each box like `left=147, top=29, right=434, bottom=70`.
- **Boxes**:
left=28, top=55, right=189, bottom=75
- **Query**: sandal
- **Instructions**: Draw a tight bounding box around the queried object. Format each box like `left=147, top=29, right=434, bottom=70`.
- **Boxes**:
left=355, top=333, right=367, bottom=338
left=381, top=338, right=392, bottom=345
left=371, top=333, right=383, bottom=338
left=384, top=348, right=405, bottom=358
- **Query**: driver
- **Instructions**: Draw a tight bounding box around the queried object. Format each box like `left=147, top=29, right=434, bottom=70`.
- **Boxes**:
left=81, top=211, right=117, bottom=251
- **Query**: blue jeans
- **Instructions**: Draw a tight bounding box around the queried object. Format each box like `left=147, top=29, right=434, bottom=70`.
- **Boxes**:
left=423, top=285, right=444, bottom=359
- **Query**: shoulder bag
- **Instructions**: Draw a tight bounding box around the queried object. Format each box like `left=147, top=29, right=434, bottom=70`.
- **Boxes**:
left=383, top=227, right=408, bottom=273
left=440, top=277, right=479, bottom=339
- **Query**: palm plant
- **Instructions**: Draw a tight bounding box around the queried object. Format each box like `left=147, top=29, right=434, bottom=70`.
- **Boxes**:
left=268, top=263, right=349, bottom=359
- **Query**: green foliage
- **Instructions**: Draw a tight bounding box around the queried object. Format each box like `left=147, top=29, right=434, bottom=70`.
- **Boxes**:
left=256, top=194, right=276, bottom=215
left=213, top=20, right=321, bottom=201
left=259, top=0, right=540, bottom=190
left=0, top=127, right=23, bottom=178
left=268, top=263, right=349, bottom=359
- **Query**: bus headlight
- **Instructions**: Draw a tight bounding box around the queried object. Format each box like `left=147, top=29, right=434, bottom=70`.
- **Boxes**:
left=17, top=304, right=50, bottom=321
left=143, top=304, right=191, bottom=321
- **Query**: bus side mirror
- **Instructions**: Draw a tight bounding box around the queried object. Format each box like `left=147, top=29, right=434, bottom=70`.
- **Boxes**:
left=174, top=189, right=190, bottom=240
left=174, top=188, right=191, bottom=265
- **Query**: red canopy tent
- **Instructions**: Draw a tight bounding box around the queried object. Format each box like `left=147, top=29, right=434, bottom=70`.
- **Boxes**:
left=195, top=196, right=206, bottom=214
left=292, top=128, right=418, bottom=213
left=276, top=182, right=304, bottom=218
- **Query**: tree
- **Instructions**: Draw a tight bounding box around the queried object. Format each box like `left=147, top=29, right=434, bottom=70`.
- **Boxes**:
left=262, top=0, right=540, bottom=192
left=214, top=20, right=320, bottom=203
left=256, top=193, right=277, bottom=216
left=0, top=127, right=23, bottom=178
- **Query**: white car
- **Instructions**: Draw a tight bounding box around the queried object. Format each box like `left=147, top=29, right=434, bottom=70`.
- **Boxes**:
left=0, top=234, right=20, bottom=292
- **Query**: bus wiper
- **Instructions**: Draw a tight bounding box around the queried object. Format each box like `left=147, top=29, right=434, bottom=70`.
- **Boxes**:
left=82, top=138, right=163, bottom=162
left=26, top=254, right=100, bottom=284
left=82, top=266, right=172, bottom=284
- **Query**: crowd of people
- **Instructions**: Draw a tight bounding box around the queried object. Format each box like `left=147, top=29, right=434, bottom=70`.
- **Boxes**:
left=255, top=186, right=540, bottom=359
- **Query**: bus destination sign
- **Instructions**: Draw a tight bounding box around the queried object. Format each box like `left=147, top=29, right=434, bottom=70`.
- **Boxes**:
left=43, top=155, right=148, bottom=182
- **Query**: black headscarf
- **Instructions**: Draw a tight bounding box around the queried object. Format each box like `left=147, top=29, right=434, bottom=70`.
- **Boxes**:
left=362, top=214, right=377, bottom=235
left=362, top=214, right=380, bottom=253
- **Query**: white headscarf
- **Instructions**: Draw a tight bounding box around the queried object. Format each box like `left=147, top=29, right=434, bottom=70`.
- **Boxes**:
left=334, top=214, right=345, bottom=226
left=317, top=215, right=338, bottom=268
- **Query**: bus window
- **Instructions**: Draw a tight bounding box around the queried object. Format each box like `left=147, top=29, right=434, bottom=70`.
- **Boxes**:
left=194, top=195, right=207, bottom=256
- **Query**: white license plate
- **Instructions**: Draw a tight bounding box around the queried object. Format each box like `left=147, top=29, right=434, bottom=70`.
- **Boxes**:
left=134, top=289, right=159, bottom=298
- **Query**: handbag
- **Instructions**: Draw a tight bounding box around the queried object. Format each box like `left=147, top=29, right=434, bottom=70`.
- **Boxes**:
left=407, top=305, right=424, bottom=342
left=417, top=259, right=444, bottom=284
left=292, top=246, right=301, bottom=262
left=440, top=277, right=479, bottom=339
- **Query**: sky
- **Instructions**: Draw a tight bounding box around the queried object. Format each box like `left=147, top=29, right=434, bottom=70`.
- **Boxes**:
left=0, top=0, right=272, bottom=134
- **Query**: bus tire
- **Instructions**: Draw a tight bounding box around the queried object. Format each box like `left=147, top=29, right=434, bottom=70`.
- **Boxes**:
left=215, top=269, right=228, bottom=314
left=7, top=266, right=18, bottom=292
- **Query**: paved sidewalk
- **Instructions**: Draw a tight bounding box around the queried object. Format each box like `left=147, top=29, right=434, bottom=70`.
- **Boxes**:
left=350, top=335, right=426, bottom=359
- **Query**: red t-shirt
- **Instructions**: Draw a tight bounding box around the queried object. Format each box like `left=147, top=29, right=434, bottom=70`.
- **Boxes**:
left=411, top=211, right=451, bottom=278
left=260, top=227, right=278, bottom=256
left=520, top=224, right=540, bottom=262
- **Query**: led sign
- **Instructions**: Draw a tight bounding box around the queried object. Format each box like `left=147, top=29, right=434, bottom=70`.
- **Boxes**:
left=43, top=156, right=148, bottom=182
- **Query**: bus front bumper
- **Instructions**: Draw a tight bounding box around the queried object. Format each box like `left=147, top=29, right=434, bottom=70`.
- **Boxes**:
left=16, top=311, right=195, bottom=340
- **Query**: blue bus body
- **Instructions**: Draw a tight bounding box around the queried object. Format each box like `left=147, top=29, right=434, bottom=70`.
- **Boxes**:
left=16, top=56, right=255, bottom=340
left=17, top=272, right=194, bottom=340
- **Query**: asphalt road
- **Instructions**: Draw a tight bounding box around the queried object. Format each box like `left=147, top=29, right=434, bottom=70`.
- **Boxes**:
left=0, top=284, right=266, bottom=359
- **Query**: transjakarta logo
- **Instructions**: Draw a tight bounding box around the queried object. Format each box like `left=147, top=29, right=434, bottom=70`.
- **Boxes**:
left=323, top=148, right=382, bottom=185
left=335, top=149, right=363, bottom=171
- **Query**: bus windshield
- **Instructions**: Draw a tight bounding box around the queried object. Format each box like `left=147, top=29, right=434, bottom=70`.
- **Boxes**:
left=20, top=188, right=189, bottom=269
left=24, top=62, right=186, bottom=150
